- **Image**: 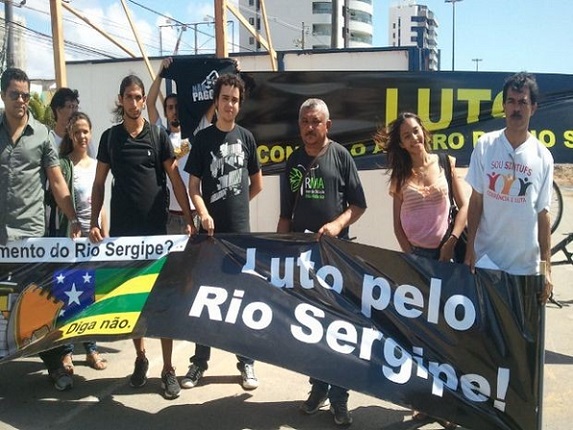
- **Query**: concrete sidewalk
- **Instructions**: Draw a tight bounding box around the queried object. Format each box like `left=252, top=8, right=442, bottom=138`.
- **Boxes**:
left=0, top=188, right=571, bottom=430
left=0, top=262, right=570, bottom=430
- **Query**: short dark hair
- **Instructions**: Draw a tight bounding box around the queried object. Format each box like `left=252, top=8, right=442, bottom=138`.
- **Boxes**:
left=50, top=87, right=79, bottom=120
left=214, top=74, right=245, bottom=105
left=163, top=93, right=177, bottom=114
left=503, top=72, right=539, bottom=105
left=1, top=67, right=29, bottom=92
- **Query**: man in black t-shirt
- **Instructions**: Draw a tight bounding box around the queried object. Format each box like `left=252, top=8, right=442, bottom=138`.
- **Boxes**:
left=183, top=73, right=263, bottom=391
left=277, top=98, right=367, bottom=426
left=90, top=74, right=195, bottom=400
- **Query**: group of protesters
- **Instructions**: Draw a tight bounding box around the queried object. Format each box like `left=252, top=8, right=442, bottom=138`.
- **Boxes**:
left=0, top=60, right=552, bottom=428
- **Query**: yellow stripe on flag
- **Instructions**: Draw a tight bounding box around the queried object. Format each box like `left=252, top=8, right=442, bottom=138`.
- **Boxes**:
left=98, top=273, right=159, bottom=301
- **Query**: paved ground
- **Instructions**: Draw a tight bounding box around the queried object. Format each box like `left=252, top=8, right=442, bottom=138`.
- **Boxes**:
left=0, top=187, right=571, bottom=430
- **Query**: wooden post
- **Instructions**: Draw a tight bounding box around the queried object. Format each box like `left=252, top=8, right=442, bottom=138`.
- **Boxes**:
left=119, top=0, right=155, bottom=80
left=214, top=0, right=228, bottom=58
left=62, top=2, right=138, bottom=58
left=49, top=0, right=67, bottom=87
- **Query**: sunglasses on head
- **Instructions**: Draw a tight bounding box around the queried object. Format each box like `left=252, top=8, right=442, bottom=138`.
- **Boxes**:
left=7, top=91, right=31, bottom=102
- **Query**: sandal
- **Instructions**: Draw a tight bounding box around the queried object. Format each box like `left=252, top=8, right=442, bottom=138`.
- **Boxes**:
left=437, top=419, right=457, bottom=430
left=62, top=353, right=74, bottom=375
left=86, top=351, right=107, bottom=370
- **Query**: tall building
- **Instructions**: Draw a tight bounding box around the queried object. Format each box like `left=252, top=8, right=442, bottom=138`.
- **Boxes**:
left=238, top=0, right=374, bottom=52
left=388, top=0, right=439, bottom=70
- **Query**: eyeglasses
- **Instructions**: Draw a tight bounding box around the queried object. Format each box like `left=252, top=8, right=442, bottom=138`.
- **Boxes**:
left=7, top=91, right=31, bottom=102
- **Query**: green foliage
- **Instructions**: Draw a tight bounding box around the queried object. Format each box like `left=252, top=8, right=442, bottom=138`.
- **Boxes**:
left=28, top=93, right=55, bottom=129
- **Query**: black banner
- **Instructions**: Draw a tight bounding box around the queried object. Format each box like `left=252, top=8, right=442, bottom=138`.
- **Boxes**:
left=161, top=56, right=573, bottom=173
left=140, top=234, right=543, bottom=430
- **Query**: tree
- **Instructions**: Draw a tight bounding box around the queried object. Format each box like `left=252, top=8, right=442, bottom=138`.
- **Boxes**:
left=28, top=93, right=55, bottom=129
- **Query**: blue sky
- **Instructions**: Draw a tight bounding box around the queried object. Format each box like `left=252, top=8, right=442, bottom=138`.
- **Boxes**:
left=12, top=0, right=573, bottom=78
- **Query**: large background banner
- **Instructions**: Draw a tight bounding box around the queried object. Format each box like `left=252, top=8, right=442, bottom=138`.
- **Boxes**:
left=161, top=57, right=573, bottom=173
left=0, top=235, right=543, bottom=430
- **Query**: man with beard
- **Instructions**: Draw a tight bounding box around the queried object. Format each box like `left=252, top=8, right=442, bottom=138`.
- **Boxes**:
left=465, top=72, right=554, bottom=305
left=89, top=74, right=195, bottom=399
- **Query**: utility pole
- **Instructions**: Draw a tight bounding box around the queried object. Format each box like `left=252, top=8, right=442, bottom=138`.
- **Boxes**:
left=4, top=0, right=15, bottom=67
left=331, top=0, right=339, bottom=48
left=50, top=0, right=67, bottom=86
left=214, top=0, right=228, bottom=58
left=301, top=21, right=305, bottom=49
left=445, top=0, right=463, bottom=71
left=343, top=0, right=349, bottom=48
left=472, top=58, right=482, bottom=71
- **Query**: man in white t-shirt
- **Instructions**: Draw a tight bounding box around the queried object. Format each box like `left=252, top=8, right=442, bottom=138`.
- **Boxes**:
left=147, top=57, right=215, bottom=234
left=465, top=72, right=553, bottom=304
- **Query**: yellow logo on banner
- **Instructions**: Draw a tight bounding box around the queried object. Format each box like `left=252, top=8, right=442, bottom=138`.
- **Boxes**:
left=60, top=312, right=141, bottom=339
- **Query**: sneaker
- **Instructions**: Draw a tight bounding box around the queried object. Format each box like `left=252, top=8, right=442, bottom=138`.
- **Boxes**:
left=300, top=388, right=329, bottom=414
left=161, top=369, right=181, bottom=399
left=180, top=364, right=204, bottom=389
left=50, top=367, right=73, bottom=391
left=238, top=363, right=259, bottom=390
left=129, top=356, right=149, bottom=388
left=330, top=403, right=353, bottom=426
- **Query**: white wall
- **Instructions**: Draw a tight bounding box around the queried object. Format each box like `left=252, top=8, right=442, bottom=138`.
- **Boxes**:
left=68, top=57, right=403, bottom=251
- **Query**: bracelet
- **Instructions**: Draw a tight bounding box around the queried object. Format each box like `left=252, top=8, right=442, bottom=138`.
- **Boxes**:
left=449, top=233, right=459, bottom=241
left=70, top=218, right=80, bottom=225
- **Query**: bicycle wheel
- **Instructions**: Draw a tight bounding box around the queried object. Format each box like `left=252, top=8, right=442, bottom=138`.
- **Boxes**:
left=550, top=181, right=563, bottom=234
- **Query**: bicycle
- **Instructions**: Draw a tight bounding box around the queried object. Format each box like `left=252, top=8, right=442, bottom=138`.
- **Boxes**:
left=550, top=180, right=563, bottom=234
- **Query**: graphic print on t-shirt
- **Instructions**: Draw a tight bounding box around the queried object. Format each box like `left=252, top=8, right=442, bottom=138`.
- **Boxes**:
left=209, top=139, right=246, bottom=203
left=289, top=164, right=324, bottom=200
left=486, top=159, right=534, bottom=204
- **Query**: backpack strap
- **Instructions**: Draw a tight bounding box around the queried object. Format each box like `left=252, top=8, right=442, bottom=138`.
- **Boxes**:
left=438, top=152, right=455, bottom=209
left=106, top=125, right=115, bottom=171
left=148, top=122, right=166, bottom=188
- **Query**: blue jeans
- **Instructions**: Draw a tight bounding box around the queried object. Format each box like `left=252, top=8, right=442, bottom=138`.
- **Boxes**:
left=39, top=344, right=73, bottom=372
left=82, top=341, right=98, bottom=354
left=309, top=377, right=349, bottom=404
left=411, top=246, right=440, bottom=260
left=191, top=344, right=253, bottom=370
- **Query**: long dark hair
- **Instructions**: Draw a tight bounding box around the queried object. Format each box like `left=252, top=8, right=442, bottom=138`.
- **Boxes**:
left=59, top=111, right=92, bottom=158
left=374, top=112, right=432, bottom=192
left=113, top=74, right=145, bottom=122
